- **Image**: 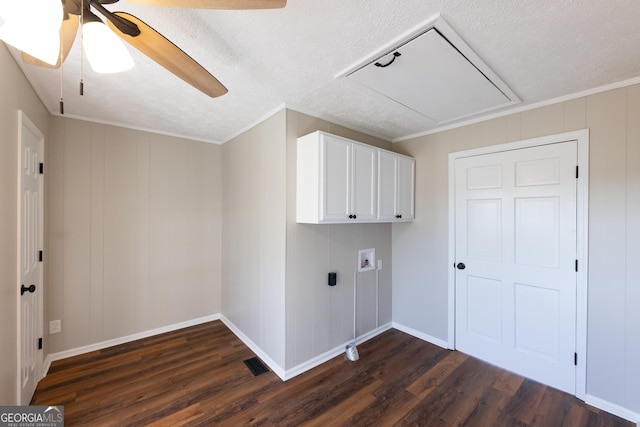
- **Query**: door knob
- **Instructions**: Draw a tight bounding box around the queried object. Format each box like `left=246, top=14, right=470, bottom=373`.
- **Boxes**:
left=456, top=263, right=466, bottom=270
left=20, top=284, right=36, bottom=295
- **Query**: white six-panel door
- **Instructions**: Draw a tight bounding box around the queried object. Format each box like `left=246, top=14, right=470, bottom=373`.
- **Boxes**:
left=18, top=112, right=44, bottom=404
left=454, top=141, right=578, bottom=394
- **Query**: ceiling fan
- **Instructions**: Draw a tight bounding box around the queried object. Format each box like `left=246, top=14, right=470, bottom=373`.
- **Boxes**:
left=17, top=0, right=287, bottom=98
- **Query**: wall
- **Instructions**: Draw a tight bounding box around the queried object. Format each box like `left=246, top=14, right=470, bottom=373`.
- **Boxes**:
left=221, top=110, right=288, bottom=369
left=47, top=117, right=222, bottom=353
left=0, top=46, right=50, bottom=404
left=392, top=86, right=640, bottom=415
left=221, top=108, right=395, bottom=373
left=284, top=110, right=393, bottom=370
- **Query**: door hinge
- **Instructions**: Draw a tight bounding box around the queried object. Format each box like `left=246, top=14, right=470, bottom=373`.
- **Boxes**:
left=575, top=165, right=579, bottom=179
left=39, top=250, right=43, bottom=262
left=38, top=337, right=43, bottom=350
left=575, top=259, right=578, bottom=272
left=574, top=352, right=577, bottom=366
left=39, top=163, right=44, bottom=175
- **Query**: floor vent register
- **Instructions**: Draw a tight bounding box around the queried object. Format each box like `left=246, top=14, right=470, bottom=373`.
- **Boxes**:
left=243, top=357, right=269, bottom=376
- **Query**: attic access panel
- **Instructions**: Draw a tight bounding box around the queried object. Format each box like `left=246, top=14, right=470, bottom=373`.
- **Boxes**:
left=343, top=17, right=519, bottom=124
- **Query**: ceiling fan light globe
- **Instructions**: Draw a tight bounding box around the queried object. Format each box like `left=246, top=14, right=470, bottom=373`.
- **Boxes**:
left=0, top=0, right=62, bottom=27
left=83, top=21, right=134, bottom=73
left=0, top=0, right=63, bottom=65
left=0, top=22, right=61, bottom=65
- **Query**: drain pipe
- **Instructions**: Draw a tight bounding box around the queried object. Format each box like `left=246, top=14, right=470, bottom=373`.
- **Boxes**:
left=345, top=271, right=359, bottom=361
left=353, top=271, right=357, bottom=340
left=375, top=267, right=379, bottom=328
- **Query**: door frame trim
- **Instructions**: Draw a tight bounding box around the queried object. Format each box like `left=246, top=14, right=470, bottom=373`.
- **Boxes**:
left=17, top=110, right=45, bottom=404
left=447, top=129, right=589, bottom=399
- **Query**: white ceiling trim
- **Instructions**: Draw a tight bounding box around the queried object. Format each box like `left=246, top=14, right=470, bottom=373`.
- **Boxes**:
left=222, top=103, right=286, bottom=143
left=9, top=46, right=224, bottom=145
left=8, top=47, right=53, bottom=114
left=53, top=111, right=224, bottom=145
left=393, top=75, right=640, bottom=143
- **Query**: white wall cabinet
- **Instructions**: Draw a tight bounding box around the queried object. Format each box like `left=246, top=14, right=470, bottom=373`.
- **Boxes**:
left=297, top=131, right=414, bottom=224
left=378, top=151, right=415, bottom=221
left=297, top=131, right=377, bottom=223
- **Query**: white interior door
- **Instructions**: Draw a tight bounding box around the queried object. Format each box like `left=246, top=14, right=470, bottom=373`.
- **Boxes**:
left=454, top=141, right=577, bottom=394
left=18, top=112, right=44, bottom=405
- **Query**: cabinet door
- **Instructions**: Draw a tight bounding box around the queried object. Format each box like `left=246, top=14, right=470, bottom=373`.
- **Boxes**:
left=377, top=151, right=398, bottom=221
left=351, top=143, right=377, bottom=221
left=320, top=135, right=351, bottom=221
left=397, top=156, right=415, bottom=220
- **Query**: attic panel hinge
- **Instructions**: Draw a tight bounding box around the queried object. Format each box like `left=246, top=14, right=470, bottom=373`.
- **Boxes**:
left=574, top=352, right=577, bottom=366
left=575, top=165, right=579, bottom=179
left=38, top=337, right=43, bottom=350
left=39, top=163, right=44, bottom=175
left=39, top=251, right=43, bottom=262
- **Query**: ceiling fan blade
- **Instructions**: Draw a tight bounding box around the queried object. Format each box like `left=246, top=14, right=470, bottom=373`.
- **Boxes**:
left=125, top=0, right=286, bottom=9
left=107, top=12, right=228, bottom=97
left=21, top=14, right=79, bottom=69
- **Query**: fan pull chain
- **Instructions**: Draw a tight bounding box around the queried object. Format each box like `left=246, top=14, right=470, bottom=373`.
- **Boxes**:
left=60, top=72, right=64, bottom=114
left=59, top=9, right=65, bottom=115
left=59, top=53, right=64, bottom=114
left=80, top=0, right=84, bottom=96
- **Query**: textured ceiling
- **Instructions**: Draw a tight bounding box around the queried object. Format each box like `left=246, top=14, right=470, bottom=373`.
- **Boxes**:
left=8, top=0, right=640, bottom=144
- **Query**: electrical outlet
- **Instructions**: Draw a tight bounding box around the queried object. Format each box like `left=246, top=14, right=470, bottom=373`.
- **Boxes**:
left=49, top=320, right=61, bottom=334
left=377, top=259, right=382, bottom=270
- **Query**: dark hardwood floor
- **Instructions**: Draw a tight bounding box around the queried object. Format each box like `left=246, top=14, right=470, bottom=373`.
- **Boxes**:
left=31, top=321, right=631, bottom=426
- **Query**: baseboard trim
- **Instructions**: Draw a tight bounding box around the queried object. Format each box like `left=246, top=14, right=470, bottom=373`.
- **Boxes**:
left=43, top=314, right=221, bottom=376
left=219, top=315, right=287, bottom=380
left=391, top=322, right=449, bottom=349
left=42, top=314, right=390, bottom=384
left=283, top=323, right=393, bottom=381
left=220, top=317, right=393, bottom=382
left=585, top=394, right=640, bottom=425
